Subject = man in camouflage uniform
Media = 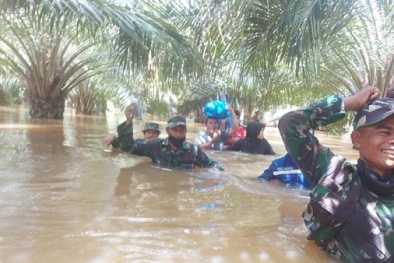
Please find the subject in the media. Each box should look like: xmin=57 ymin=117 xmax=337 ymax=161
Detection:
xmin=102 ymin=121 xmax=160 ymax=151
xmin=111 ymin=121 xmax=160 ymax=151
xmin=118 ymin=109 xmax=223 ymax=170
xmin=278 ymin=86 xmax=394 ymax=262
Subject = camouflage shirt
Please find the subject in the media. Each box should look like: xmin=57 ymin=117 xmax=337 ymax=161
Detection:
xmin=118 ymin=121 xmax=223 ymax=170
xmin=112 ymin=121 xmax=144 ymax=151
xmin=278 ymin=94 xmax=394 ymax=262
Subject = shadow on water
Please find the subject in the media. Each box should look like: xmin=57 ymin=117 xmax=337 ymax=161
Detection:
xmin=0 ymin=106 xmax=351 ymax=263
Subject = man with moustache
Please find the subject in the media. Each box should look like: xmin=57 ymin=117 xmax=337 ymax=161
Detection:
xmin=118 ymin=107 xmax=223 ymax=170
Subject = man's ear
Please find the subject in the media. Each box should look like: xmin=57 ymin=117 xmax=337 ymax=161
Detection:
xmin=351 ymin=131 xmax=361 ymax=149
xmin=166 ymin=127 xmax=170 ymax=134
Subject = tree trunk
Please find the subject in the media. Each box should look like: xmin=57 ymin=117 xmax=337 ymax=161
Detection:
xmin=28 ymin=92 xmax=66 ymax=119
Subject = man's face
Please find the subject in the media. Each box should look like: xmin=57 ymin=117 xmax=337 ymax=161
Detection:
xmin=206 ymin=118 xmax=218 ymax=133
xmin=166 ymin=126 xmax=187 ymax=138
xmin=352 ymin=114 xmax=394 ymax=178
xmin=143 ymin=130 xmax=160 ymax=140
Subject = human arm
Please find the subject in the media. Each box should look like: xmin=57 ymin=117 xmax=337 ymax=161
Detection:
xmin=226 ymin=104 xmax=239 ymax=137
xmin=117 ymin=105 xmax=153 ymax=156
xmin=257 ymin=160 xmax=278 ymax=181
xmin=277 ymin=87 xmax=379 ymax=187
xmin=101 ymin=134 xmax=120 ymax=148
xmin=262 ymin=139 xmax=276 ymax=155
xmin=343 ymin=86 xmax=380 ymax=111
xmin=224 ymin=138 xmax=242 ymax=151
xmin=195 ymin=131 xmax=221 ymax=150
xmin=219 ymin=118 xmax=227 ymax=131
xmin=193 ymin=145 xmax=224 ymax=170
xmin=113 ymin=105 xmax=134 ymax=151
xmin=278 ymin=95 xmax=344 ymax=187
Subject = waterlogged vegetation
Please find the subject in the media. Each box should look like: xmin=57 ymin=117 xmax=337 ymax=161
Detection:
xmin=0 ymin=0 xmax=393 ymax=131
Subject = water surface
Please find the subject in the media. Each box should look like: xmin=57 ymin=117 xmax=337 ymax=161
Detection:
xmin=0 ymin=106 xmax=358 ymax=263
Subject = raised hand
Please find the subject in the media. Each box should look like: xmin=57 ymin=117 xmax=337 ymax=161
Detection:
xmin=124 ymin=104 xmax=134 ymax=124
xmin=344 ymin=86 xmax=380 ymax=112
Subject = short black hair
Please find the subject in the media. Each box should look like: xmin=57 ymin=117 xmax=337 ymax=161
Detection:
xmin=205 ymin=117 xmax=218 ymax=124
xmin=234 ymin=109 xmax=240 ymax=117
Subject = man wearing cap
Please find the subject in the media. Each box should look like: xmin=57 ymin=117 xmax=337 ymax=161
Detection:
xmin=278 ymin=86 xmax=394 ymax=262
xmin=117 ymin=112 xmax=223 ymax=170
xmin=102 ymin=105 xmax=160 ymax=150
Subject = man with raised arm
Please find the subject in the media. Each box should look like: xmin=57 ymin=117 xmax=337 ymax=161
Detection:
xmin=278 ymin=86 xmax=394 ymax=262
xmin=118 ymin=105 xmax=223 ymax=170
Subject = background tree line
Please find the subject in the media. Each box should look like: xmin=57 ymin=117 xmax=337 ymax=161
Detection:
xmin=0 ymin=0 xmax=393 ymax=130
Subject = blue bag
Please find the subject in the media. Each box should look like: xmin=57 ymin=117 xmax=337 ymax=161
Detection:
xmin=204 ymin=100 xmax=228 ymax=119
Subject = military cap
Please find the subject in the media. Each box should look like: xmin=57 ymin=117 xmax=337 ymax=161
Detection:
xmin=167 ymin=115 xmax=187 ymax=128
xmin=142 ymin=122 xmax=160 ymax=133
xmin=353 ymin=98 xmax=394 ymax=130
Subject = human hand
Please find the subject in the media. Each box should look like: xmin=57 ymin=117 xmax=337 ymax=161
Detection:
xmin=102 ymin=135 xmax=115 ymax=146
xmin=212 ymin=130 xmax=221 ymax=141
xmin=124 ymin=105 xmax=133 ymax=123
xmin=344 ymin=86 xmax=380 ymax=112
xmin=361 ymin=85 xmax=380 ymax=102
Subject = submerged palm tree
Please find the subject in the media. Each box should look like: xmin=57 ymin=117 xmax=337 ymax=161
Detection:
xmin=0 ymin=0 xmax=202 ymax=119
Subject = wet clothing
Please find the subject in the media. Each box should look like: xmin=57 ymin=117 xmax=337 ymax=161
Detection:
xmin=114 ymin=121 xmax=144 ymax=151
xmin=195 ymin=128 xmax=231 ymax=151
xmin=224 ymin=125 xmax=245 ymax=146
xmin=225 ymin=122 xmax=276 ymax=155
xmin=118 ymin=121 xmax=223 ymax=170
xmin=110 ymin=121 xmax=130 ymax=149
xmin=279 ymin=94 xmax=394 ymax=262
xmin=111 ymin=136 xmax=121 ymax=149
xmin=114 ymin=121 xmax=157 ymax=150
xmin=111 ymin=136 xmax=143 ymax=150
xmin=257 ymin=153 xmax=310 ymax=189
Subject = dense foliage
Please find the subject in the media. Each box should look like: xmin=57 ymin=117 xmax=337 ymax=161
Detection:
xmin=0 ymin=0 xmax=393 ymax=129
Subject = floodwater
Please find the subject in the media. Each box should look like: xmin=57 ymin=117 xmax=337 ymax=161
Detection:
xmin=0 ymin=106 xmax=359 ymax=263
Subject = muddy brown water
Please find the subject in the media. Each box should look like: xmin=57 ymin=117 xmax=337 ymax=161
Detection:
xmin=0 ymin=106 xmax=358 ymax=263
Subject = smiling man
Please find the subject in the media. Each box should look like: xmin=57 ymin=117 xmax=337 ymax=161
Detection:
xmin=278 ymin=86 xmax=394 ymax=262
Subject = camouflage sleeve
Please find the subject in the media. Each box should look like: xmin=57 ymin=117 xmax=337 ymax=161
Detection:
xmin=117 ymin=121 xmax=134 ymax=152
xmin=278 ymin=95 xmax=345 ymax=187
xmin=111 ymin=136 xmax=120 ymax=148
xmin=126 ymin=139 xmax=158 ymax=159
xmin=117 ymin=121 xmax=155 ymax=158
xmin=194 ymin=145 xmax=224 ymax=170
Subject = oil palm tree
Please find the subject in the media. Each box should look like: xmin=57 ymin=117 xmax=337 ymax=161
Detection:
xmin=242 ymin=0 xmax=394 ymax=97
xmin=0 ymin=0 xmax=202 ymax=119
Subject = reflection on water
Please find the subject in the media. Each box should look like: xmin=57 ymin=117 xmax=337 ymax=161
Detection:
xmin=0 ymin=106 xmax=358 ymax=263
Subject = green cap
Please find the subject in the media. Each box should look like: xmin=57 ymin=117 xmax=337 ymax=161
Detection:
xmin=167 ymin=115 xmax=187 ymax=128
xmin=142 ymin=122 xmax=160 ymax=133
